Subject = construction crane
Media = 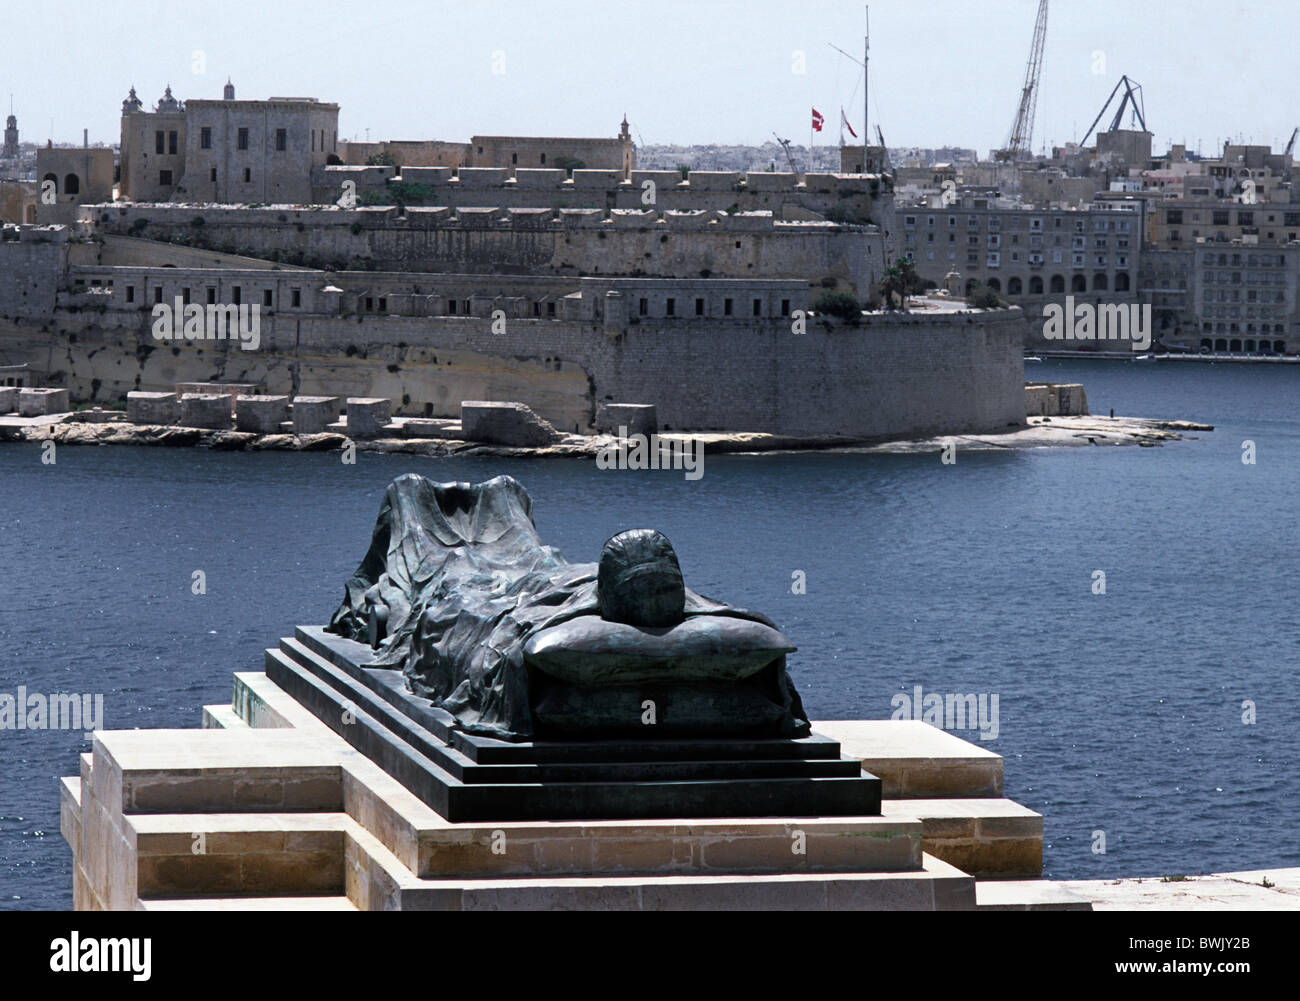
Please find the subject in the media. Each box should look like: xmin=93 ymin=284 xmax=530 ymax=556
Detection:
xmin=1080 ymin=75 xmax=1147 ymax=146
xmin=1284 ymin=127 xmax=1298 ymax=159
xmin=996 ymin=0 xmax=1049 ymax=162
xmin=772 ymin=132 xmax=799 ymax=174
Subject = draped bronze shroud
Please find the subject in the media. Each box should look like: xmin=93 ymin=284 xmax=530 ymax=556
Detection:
xmin=328 ymin=474 xmax=810 ymax=742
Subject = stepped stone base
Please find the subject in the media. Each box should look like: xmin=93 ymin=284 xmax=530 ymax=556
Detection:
xmin=61 ymin=669 xmax=1060 ymax=910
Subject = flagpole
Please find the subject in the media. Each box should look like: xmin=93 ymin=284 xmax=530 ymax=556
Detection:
xmin=864 ymin=5 xmax=870 ymax=148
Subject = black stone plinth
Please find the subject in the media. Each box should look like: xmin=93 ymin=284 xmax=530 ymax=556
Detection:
xmin=264 ymin=626 xmax=881 ymax=823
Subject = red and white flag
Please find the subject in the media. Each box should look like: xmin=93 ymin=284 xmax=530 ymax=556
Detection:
xmin=811 ymin=108 xmax=825 ymax=132
xmin=840 ymin=108 xmax=858 ymax=139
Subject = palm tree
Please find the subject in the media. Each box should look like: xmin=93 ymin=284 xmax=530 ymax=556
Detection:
xmin=877 ymin=257 xmax=920 ymax=312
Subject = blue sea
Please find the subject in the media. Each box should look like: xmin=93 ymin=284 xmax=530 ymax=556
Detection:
xmin=2 ymin=358 xmax=1298 ymax=908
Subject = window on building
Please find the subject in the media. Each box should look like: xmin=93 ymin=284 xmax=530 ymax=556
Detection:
xmin=1213 ymin=210 xmax=1230 ymax=226
xmin=546 ymin=301 xmax=555 ymax=316
xmin=237 ymin=128 xmax=249 ymax=150
xmin=695 ymin=298 xmax=704 ymax=316
xmin=210 ymin=168 xmax=217 ymax=182
xmin=159 ymin=169 xmax=172 ymax=186
xmin=723 ymin=298 xmax=733 ymax=316
xmin=276 ymin=129 xmax=287 ymax=152
xmin=182 ymin=287 xmax=191 ymax=305
xmin=263 ymin=289 xmax=273 ymax=307
xmin=780 ymin=299 xmax=790 ymax=316
xmin=365 ymin=296 xmax=374 ymax=312
xmin=753 ymin=299 xmax=762 ymax=317
xmin=207 ymin=287 xmax=216 ymax=305
xmin=168 ymin=131 xmax=178 ymax=155
xmin=666 ymin=298 xmax=675 ymax=316
xmin=378 ymin=297 xmax=387 ymax=312
xmin=232 ymin=286 xmax=242 ymax=305
xmin=639 ymin=297 xmax=648 ymax=316
xmin=126 ymin=286 xmax=135 ymax=303
xmin=448 ymin=299 xmax=457 ymax=314
xmin=243 ymin=167 xmax=251 ymax=183
xmin=200 ymin=127 xmax=212 ymax=149
xmin=155 ymin=130 xmax=165 ymax=154
xmin=291 ymin=288 xmax=301 ymax=308
xmin=154 ymin=286 xmax=163 ymax=305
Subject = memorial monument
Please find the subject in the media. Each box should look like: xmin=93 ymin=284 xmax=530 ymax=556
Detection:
xmin=267 ymin=473 xmax=880 ymax=820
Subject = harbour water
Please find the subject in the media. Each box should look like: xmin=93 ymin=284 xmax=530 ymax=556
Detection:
xmin=1 ymin=358 xmax=1298 ymax=908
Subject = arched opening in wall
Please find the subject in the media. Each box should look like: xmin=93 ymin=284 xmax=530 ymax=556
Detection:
xmin=1259 ymin=341 xmax=1273 ymax=354
xmin=1092 ymin=273 xmax=1108 ymax=291
xmin=64 ymin=173 xmax=80 ymax=195
xmin=42 ymin=172 xmax=58 ymax=195
xmin=1008 ymin=277 xmax=1023 ymax=295
xmin=1050 ymin=274 xmax=1065 ymax=293
xmin=1214 ymin=338 xmax=1227 ymax=351
xmin=986 ymin=278 xmax=1001 ymax=293
xmin=1230 ymin=339 xmax=1242 ymax=352
xmin=1275 ymin=340 xmax=1286 ymax=352
xmin=1071 ymin=275 xmax=1087 ymax=293
xmin=1200 ymin=339 xmax=1212 ymax=351
xmin=1115 ymin=272 xmax=1131 ymax=291
xmin=965 ymin=278 xmax=977 ymax=294
xmin=1245 ymin=340 xmax=1257 ymax=352
xmin=1030 ymin=276 xmax=1044 ymax=294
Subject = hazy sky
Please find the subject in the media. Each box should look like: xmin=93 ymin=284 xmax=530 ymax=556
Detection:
xmin=9 ymin=0 xmax=1296 ymax=156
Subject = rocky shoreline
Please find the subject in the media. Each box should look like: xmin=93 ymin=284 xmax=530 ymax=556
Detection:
xmin=0 ymin=412 xmax=1213 ymax=457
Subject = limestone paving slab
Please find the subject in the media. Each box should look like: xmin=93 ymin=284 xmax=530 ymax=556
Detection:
xmin=1060 ymin=870 xmax=1300 ymax=911
xmin=882 ymin=798 xmax=1042 ymax=878
xmin=815 ymin=720 xmax=1002 ymax=798
xmin=975 ymin=879 xmax=1093 ymax=911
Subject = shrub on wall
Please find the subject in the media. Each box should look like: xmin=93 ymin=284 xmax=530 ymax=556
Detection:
xmin=812 ymin=291 xmax=863 ymax=323
xmin=966 ymin=281 xmax=1008 ymax=309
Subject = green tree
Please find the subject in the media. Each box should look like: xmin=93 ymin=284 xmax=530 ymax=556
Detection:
xmin=813 ymin=290 xmax=863 ymax=323
xmin=965 ymin=281 xmax=1007 ymax=309
xmin=877 ymin=257 xmax=922 ymax=311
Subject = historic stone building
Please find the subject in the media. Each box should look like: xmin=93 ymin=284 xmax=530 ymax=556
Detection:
xmin=3 ymin=113 xmax=18 ymax=159
xmin=118 ymin=81 xmax=339 ymax=204
xmin=35 ymin=144 xmax=114 ymax=224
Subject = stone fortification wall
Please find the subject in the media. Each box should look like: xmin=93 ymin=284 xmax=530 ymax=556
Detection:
xmin=84 ymin=203 xmax=885 ymax=299
xmin=0 ymin=283 xmax=1024 ymax=439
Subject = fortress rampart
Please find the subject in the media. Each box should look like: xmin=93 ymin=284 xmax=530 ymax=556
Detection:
xmin=79 ymin=204 xmax=886 ymax=298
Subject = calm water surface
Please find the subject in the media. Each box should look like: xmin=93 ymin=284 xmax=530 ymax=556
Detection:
xmin=2 ymin=358 xmax=1298 ymax=907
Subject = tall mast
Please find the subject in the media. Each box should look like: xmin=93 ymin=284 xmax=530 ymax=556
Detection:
xmin=864 ymin=6 xmax=869 ymax=147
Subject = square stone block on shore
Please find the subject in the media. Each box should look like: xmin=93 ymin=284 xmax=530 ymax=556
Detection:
xmin=0 ymin=386 xmax=18 ymax=413
xmin=127 ymin=391 xmax=179 ymax=425
xmin=291 ymin=396 xmax=340 ymax=435
xmin=18 ymin=387 xmax=70 ymax=416
xmin=175 ymin=382 xmax=260 ymax=417
xmin=345 ymin=398 xmax=393 ymax=438
xmin=235 ymin=395 xmax=290 ymax=434
xmin=179 ymin=393 xmax=233 ymax=430
xmin=596 ymin=403 xmax=657 ymax=438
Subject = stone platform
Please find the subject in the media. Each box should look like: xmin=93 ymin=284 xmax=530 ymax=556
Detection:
xmin=265 ymin=627 xmax=880 ymax=822
xmin=60 ymin=672 xmax=1072 ymax=910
